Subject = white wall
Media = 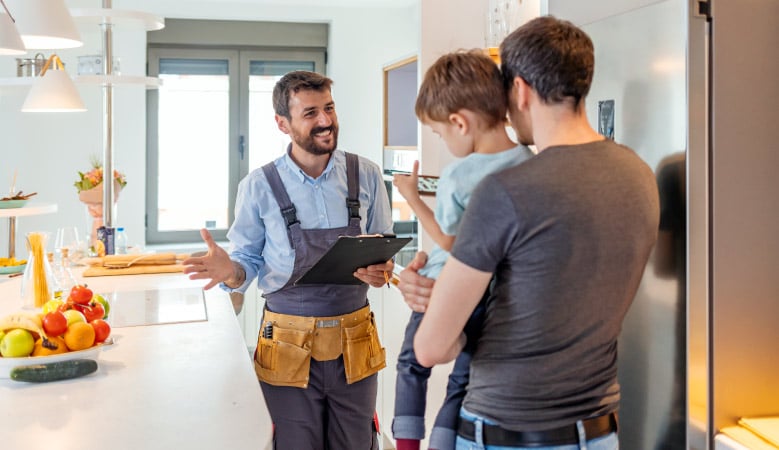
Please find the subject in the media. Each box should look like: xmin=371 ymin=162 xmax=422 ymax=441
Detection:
xmin=0 ymin=0 xmax=418 ymax=256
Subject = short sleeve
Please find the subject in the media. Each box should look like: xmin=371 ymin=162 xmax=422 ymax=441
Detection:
xmin=451 ymin=176 xmax=519 ymax=273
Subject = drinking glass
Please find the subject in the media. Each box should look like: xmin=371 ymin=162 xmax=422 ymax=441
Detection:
xmin=55 ymin=226 xmax=84 ymax=267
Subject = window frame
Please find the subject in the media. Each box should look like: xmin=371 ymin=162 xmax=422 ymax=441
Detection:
xmin=145 ymin=46 xmax=325 ymax=245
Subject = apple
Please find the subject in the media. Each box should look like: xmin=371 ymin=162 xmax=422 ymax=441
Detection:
xmin=42 ymin=311 xmax=68 ymax=337
xmin=90 ymin=319 xmax=111 ymax=343
xmin=92 ymin=294 xmax=110 ymax=319
xmin=68 ymin=285 xmax=93 ymax=306
xmin=63 ymin=309 xmax=86 ymax=327
xmin=80 ymin=302 xmax=105 ymax=323
xmin=0 ymin=329 xmax=35 ymax=357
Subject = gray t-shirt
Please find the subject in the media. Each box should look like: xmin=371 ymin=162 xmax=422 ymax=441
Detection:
xmin=420 ymin=145 xmax=534 ymax=279
xmin=451 ymin=139 xmax=659 ymax=431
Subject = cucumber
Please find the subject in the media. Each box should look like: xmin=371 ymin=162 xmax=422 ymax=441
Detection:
xmin=10 ymin=359 xmax=98 ymax=383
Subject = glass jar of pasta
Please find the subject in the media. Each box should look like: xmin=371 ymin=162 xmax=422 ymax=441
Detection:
xmin=20 ymin=232 xmax=56 ymax=310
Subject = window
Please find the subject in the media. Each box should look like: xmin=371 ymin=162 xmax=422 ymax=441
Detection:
xmin=146 ymin=21 xmax=326 ymax=244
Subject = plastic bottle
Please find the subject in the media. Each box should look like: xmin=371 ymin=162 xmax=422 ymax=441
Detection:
xmin=115 ymin=227 xmax=128 ymax=255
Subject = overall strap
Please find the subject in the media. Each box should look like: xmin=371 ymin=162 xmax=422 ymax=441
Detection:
xmin=345 ymin=152 xmax=361 ymax=220
xmin=262 ymin=162 xmax=298 ymax=247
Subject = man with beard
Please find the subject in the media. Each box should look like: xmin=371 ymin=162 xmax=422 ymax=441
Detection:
xmin=184 ymin=71 xmax=394 ymax=449
xmin=398 ymin=17 xmax=659 ymax=449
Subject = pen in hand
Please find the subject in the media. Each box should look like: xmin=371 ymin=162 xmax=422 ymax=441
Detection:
xmin=384 ymin=271 xmax=390 ymax=289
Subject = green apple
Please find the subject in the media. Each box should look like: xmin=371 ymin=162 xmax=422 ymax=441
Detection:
xmin=42 ymin=299 xmax=64 ymax=315
xmin=0 ymin=329 xmax=35 ymax=357
xmin=63 ymin=309 xmax=86 ymax=327
xmin=92 ymin=294 xmax=110 ymax=319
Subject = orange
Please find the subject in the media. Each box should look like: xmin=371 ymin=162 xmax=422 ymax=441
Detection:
xmin=64 ymin=322 xmax=96 ymax=351
xmin=32 ymin=337 xmax=68 ymax=356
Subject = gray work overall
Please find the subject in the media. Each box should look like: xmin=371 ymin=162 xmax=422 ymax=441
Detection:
xmin=258 ymin=153 xmax=379 ymax=450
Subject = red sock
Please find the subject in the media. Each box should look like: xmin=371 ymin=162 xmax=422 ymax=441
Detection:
xmin=395 ymin=438 xmax=420 ymax=450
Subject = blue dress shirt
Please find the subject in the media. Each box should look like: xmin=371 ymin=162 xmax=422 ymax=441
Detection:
xmin=225 ymin=150 xmax=393 ymax=294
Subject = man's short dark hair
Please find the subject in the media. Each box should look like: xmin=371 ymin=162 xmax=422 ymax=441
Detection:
xmin=500 ymin=16 xmax=594 ymax=108
xmin=273 ymin=71 xmax=334 ymax=119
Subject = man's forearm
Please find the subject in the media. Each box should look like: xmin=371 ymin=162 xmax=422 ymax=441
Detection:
xmin=224 ymin=261 xmax=246 ymax=289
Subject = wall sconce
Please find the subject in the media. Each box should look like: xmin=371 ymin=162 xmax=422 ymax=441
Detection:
xmin=22 ymin=54 xmax=86 ymax=112
xmin=0 ymin=0 xmax=25 ymax=54
xmin=6 ymin=0 xmax=82 ymax=49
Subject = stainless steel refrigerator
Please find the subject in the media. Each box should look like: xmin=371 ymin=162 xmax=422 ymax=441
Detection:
xmin=548 ymin=0 xmax=779 ymax=448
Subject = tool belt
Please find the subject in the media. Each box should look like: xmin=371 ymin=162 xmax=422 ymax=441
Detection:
xmin=253 ymin=305 xmax=386 ymax=388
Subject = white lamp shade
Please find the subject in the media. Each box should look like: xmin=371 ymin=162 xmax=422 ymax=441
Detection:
xmin=0 ymin=12 xmax=26 ymax=55
xmin=7 ymin=0 xmax=82 ymax=49
xmin=22 ymin=69 xmax=86 ymax=112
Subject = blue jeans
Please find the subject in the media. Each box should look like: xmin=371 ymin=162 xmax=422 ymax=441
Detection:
xmin=455 ymin=408 xmax=619 ymax=450
xmin=393 ymin=302 xmax=485 ymax=450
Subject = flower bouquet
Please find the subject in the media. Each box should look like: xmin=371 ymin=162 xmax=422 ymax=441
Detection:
xmin=75 ymin=156 xmax=127 ymax=204
xmin=74 ymin=157 xmax=127 ymax=252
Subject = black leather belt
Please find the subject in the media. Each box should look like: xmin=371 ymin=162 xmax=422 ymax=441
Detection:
xmin=457 ymin=412 xmax=618 ymax=447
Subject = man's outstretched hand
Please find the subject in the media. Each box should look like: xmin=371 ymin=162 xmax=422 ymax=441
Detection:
xmin=182 ymin=228 xmax=238 ymax=290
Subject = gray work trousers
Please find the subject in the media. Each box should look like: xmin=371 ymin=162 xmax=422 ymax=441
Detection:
xmin=261 ymin=356 xmax=379 ymax=450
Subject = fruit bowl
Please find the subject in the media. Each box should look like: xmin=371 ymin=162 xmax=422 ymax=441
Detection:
xmin=0 ymin=339 xmax=112 ymax=379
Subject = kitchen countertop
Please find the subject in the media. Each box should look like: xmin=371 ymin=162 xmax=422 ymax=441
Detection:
xmin=0 ymin=269 xmax=272 ymax=450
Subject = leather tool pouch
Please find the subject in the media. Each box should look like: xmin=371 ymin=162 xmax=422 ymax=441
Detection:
xmin=254 ymin=319 xmax=313 ymax=388
xmin=342 ymin=312 xmax=386 ymax=384
xmin=311 ymin=325 xmax=343 ymax=361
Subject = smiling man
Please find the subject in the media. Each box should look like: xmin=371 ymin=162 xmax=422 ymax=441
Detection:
xmin=184 ymin=71 xmax=394 ymax=449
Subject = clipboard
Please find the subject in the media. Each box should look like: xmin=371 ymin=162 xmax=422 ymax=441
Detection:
xmin=295 ymin=235 xmax=412 ymax=285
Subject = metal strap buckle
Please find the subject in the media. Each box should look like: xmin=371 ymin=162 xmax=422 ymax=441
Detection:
xmin=345 ymin=198 xmax=361 ymax=219
xmin=281 ymin=206 xmax=299 ymax=227
xmin=316 ymin=319 xmax=340 ymax=328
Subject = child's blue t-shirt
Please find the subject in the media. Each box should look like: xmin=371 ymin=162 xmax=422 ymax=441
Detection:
xmin=418 ymin=144 xmax=535 ymax=279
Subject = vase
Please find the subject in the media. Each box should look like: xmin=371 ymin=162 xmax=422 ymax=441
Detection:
xmin=78 ymin=180 xmax=122 ymax=251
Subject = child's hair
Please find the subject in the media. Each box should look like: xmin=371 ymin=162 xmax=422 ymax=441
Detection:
xmin=415 ymin=49 xmax=507 ymax=128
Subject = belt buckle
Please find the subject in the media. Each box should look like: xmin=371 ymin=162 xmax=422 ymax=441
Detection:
xmin=316 ymin=319 xmax=340 ymax=328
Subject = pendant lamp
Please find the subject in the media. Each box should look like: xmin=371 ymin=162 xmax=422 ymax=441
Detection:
xmin=6 ymin=0 xmax=82 ymax=49
xmin=22 ymin=54 xmax=86 ymax=112
xmin=0 ymin=0 xmax=25 ymax=54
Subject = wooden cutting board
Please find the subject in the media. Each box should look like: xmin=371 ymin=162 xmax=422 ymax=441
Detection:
xmin=82 ymin=264 xmax=185 ymax=277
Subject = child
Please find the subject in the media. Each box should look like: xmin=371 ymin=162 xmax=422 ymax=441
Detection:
xmin=391 ymin=50 xmax=534 ymax=450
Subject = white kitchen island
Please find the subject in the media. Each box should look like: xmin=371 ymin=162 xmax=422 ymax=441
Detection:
xmin=0 ymin=270 xmax=272 ymax=450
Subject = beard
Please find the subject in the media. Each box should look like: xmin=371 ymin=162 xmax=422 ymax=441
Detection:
xmin=291 ymin=124 xmax=339 ymax=156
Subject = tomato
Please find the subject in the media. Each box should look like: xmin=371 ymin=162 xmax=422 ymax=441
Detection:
xmin=90 ymin=319 xmax=111 ymax=343
xmin=42 ymin=311 xmax=68 ymax=337
xmin=68 ymin=284 xmax=93 ymax=305
xmin=80 ymin=302 xmax=105 ymax=323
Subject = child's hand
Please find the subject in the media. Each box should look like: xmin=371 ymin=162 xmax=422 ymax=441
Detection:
xmin=393 ymin=160 xmax=420 ymax=201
